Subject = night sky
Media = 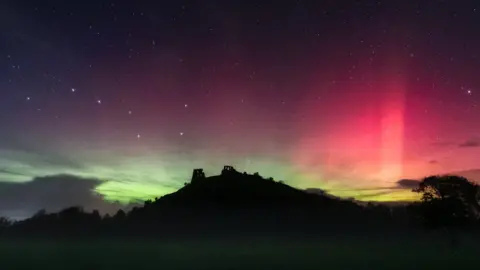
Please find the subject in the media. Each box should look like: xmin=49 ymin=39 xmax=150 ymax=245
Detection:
xmin=2 ymin=0 xmax=480 ymax=217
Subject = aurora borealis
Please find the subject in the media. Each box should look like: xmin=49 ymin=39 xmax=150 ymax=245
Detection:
xmin=2 ymin=1 xmax=480 ymax=217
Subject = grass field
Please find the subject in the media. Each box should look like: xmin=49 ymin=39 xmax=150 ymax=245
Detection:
xmin=0 ymin=234 xmax=477 ymax=269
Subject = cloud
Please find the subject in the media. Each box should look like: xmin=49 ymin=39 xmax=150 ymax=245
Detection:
xmin=354 ymin=191 xmax=397 ymax=200
xmin=428 ymin=160 xmax=439 ymax=164
xmin=0 ymin=174 xmax=138 ymax=220
xmin=459 ymin=139 xmax=480 ymax=148
xmin=396 ymin=179 xmax=420 ymax=189
xmin=304 ymin=188 xmax=327 ymax=195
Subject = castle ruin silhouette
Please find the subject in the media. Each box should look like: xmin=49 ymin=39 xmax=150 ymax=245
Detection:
xmin=191 ymin=168 xmax=205 ymax=183
xmin=190 ymin=166 xmax=241 ymax=183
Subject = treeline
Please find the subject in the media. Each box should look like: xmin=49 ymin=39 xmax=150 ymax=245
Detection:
xmin=0 ymin=202 xmax=415 ymax=239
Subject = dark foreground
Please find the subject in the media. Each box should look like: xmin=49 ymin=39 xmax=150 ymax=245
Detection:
xmin=0 ymin=233 xmax=477 ymax=270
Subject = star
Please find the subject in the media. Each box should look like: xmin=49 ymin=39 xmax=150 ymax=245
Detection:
xmin=128 ymin=110 xmax=132 ymax=115
xmin=96 ymin=99 xmax=102 ymax=104
xmin=467 ymin=89 xmax=472 ymax=95
xmin=184 ymin=104 xmax=188 ymax=108
xmin=71 ymin=88 xmax=76 ymax=93
xmin=180 ymin=132 xmax=184 ymax=136
xmin=136 ymin=134 xmax=141 ymax=139
xmin=26 ymin=96 xmax=31 ymax=101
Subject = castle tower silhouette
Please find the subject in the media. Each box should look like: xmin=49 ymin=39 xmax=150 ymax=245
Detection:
xmin=221 ymin=165 xmax=237 ymax=175
xmin=191 ymin=168 xmax=205 ymax=183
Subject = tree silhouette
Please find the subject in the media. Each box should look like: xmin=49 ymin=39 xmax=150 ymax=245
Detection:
xmin=113 ymin=209 xmax=126 ymax=221
xmin=413 ymin=175 xmax=480 ymax=248
xmin=0 ymin=217 xmax=11 ymax=235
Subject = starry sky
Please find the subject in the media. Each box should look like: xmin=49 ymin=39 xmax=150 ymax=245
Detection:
xmin=2 ymin=0 xmax=480 ymax=217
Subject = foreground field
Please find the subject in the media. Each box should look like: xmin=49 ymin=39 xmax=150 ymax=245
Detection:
xmin=0 ymin=234 xmax=477 ymax=269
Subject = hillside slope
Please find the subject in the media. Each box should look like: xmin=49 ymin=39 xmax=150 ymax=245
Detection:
xmin=124 ymin=167 xmax=381 ymax=236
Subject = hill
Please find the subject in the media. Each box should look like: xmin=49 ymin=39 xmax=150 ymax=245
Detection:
xmin=123 ymin=166 xmax=399 ymax=236
xmin=4 ymin=166 xmax=403 ymax=239
xmin=156 ymin=167 xmax=335 ymax=206
xmin=133 ymin=166 xmax=364 ymax=213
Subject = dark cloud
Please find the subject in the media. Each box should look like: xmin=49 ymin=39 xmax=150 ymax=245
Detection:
xmin=354 ymin=191 xmax=396 ymax=200
xmin=428 ymin=160 xmax=439 ymax=164
xmin=305 ymin=187 xmax=400 ymax=202
xmin=305 ymin=179 xmax=423 ymax=202
xmin=459 ymin=139 xmax=480 ymax=148
xmin=304 ymin=188 xmax=347 ymax=200
xmin=304 ymin=188 xmax=327 ymax=195
xmin=396 ymin=179 xmax=420 ymax=189
xmin=0 ymin=174 xmax=139 ymax=220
